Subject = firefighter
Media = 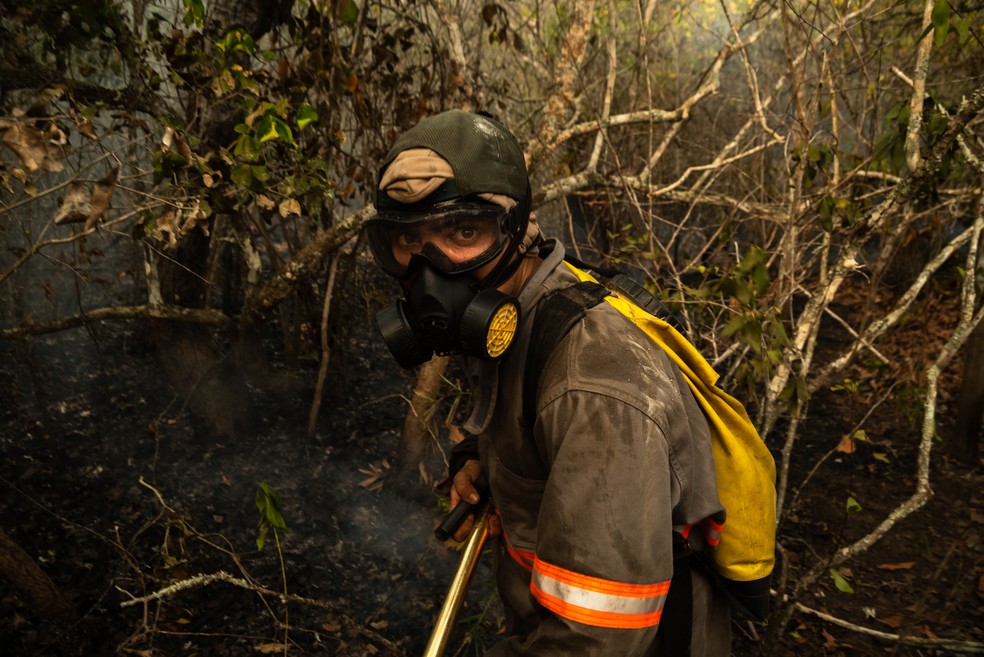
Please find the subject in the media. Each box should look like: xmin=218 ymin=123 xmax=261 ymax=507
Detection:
xmin=365 ymin=109 xmax=731 ymax=656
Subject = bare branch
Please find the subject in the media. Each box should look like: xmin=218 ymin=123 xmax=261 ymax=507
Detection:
xmin=0 ymin=304 xmax=232 ymax=340
xmin=794 ymin=603 xmax=984 ymax=653
xmin=905 ymin=0 xmax=935 ymax=172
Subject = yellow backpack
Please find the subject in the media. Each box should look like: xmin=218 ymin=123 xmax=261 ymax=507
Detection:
xmin=523 ymin=261 xmax=777 ymax=620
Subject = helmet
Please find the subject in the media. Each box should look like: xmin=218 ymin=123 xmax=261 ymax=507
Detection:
xmin=368 ymin=110 xmax=532 ymax=287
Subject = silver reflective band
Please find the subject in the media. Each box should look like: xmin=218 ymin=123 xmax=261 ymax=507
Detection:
xmin=531 ymin=571 xmax=666 ymax=616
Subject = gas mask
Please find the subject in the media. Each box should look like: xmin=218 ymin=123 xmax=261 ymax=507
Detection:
xmin=375 ymin=264 xmax=520 ymax=369
xmin=367 ymin=199 xmax=525 ymax=369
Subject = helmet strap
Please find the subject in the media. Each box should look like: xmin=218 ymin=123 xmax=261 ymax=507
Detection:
xmin=477 ymin=185 xmax=534 ymax=290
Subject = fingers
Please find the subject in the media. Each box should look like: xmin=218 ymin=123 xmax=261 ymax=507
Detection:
xmin=452 ymin=459 xmax=483 ymax=505
xmin=452 ymin=514 xmax=475 ymax=543
xmin=488 ymin=509 xmax=502 ymax=538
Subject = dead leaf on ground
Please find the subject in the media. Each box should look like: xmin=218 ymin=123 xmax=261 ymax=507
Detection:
xmin=877 ymin=614 xmax=903 ymax=629
xmin=835 ymin=434 xmax=856 ymax=454
xmin=821 ymin=628 xmax=839 ymax=649
xmin=877 ymin=562 xmax=915 ymax=571
xmin=358 ymin=460 xmax=390 ymax=492
xmin=254 ymin=643 xmax=285 ymax=654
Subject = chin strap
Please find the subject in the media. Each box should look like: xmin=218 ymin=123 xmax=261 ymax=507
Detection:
xmin=478 ymin=186 xmax=541 ymax=290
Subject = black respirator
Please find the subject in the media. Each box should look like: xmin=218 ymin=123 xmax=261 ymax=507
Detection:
xmin=375 ymin=263 xmax=521 ymax=369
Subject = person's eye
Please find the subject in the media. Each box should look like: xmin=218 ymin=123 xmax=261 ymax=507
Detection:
xmin=394 ymin=231 xmax=419 ymax=248
xmin=457 ymin=226 xmax=477 ymax=240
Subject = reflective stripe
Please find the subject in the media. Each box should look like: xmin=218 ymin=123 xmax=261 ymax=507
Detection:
xmin=699 ymin=517 xmax=723 ymax=546
xmin=531 ymin=556 xmax=669 ymax=629
xmin=504 ymin=536 xmax=535 ymax=572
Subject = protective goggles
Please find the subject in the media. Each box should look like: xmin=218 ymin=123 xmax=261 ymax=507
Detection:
xmin=366 ymin=201 xmax=511 ymax=279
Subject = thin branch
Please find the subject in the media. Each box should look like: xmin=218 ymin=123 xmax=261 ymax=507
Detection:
xmin=0 ymin=304 xmax=232 ymax=339
xmin=307 ymin=255 xmax=340 ymax=439
xmin=794 ymin=603 xmax=984 ymax=653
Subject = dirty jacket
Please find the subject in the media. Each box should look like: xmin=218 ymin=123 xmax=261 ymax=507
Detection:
xmin=463 ymin=241 xmax=730 ymax=657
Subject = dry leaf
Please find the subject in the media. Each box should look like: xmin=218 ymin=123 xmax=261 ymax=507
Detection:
xmin=0 ymin=118 xmax=66 ymax=172
xmin=877 ymin=614 xmax=903 ymax=629
xmin=254 ymin=643 xmax=285 ymax=654
xmin=835 ymin=434 xmax=856 ymax=454
xmin=877 ymin=562 xmax=915 ymax=571
xmin=84 ymin=166 xmax=119 ymax=231
xmin=54 ymin=182 xmax=92 ymax=225
xmin=821 ymin=628 xmax=839 ymax=649
xmin=162 ymin=126 xmax=193 ymax=163
xmin=369 ymin=620 xmax=388 ymax=630
xmin=278 ymin=198 xmax=301 ymax=218
xmin=257 ymin=194 xmax=276 ymax=210
xmin=321 ymin=619 xmax=342 ymax=633
xmin=70 ymin=109 xmax=97 ymax=140
xmin=357 ymin=460 xmax=390 ymax=492
xmin=153 ymin=208 xmax=183 ymax=248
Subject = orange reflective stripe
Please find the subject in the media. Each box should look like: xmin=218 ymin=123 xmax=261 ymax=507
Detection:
xmin=504 ymin=536 xmax=535 ymax=572
xmin=699 ymin=517 xmax=723 ymax=546
xmin=531 ymin=556 xmax=669 ymax=629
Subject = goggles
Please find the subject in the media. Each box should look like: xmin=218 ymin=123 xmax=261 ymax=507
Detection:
xmin=366 ymin=200 xmax=511 ymax=279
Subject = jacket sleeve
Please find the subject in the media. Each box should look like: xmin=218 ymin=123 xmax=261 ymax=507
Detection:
xmin=487 ymin=388 xmax=678 ymax=657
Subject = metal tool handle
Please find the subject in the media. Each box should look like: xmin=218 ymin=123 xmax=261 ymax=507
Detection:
xmin=422 ymin=503 xmax=490 ymax=657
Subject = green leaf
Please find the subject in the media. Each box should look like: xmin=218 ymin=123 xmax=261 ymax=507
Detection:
xmin=846 ymin=496 xmax=863 ymax=514
xmin=340 ymin=0 xmax=359 ymax=26
xmin=721 ymin=315 xmax=746 ymax=339
xmin=251 ymin=165 xmax=269 ymax=183
xmin=829 ymin=568 xmax=855 ymax=594
xmin=932 ymin=0 xmax=950 ymax=46
xmin=230 ymin=164 xmax=254 ymax=188
xmin=257 ymin=115 xmax=279 ymax=143
xmin=182 ymin=0 xmax=204 ymax=27
xmin=234 ymin=134 xmax=261 ymax=163
xmin=256 ymin=116 xmax=296 ymax=147
xmin=296 ymin=104 xmax=319 ymax=130
xmin=255 ymin=482 xmax=289 ymax=551
xmin=873 ymin=452 xmax=891 ymax=463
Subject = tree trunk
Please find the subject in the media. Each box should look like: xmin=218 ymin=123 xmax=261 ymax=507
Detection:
xmin=397 ymin=356 xmax=449 ymax=483
xmin=953 ymin=317 xmax=983 ymax=460
xmin=0 ymin=529 xmax=77 ymax=621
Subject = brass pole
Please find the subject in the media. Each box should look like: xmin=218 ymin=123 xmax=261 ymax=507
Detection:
xmin=422 ymin=505 xmax=490 ymax=657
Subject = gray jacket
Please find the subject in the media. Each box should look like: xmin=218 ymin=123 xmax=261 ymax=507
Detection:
xmin=464 ymin=241 xmax=731 ymax=657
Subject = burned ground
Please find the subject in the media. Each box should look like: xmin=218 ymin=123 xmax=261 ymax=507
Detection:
xmin=0 ymin=275 xmax=982 ymax=657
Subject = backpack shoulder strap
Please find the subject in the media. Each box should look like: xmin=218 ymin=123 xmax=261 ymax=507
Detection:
xmin=606 ymin=273 xmax=688 ymax=336
xmin=522 ymin=281 xmax=610 ymax=438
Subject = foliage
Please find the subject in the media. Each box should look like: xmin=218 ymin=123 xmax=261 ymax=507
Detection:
xmin=255 ymin=481 xmax=288 ymax=551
